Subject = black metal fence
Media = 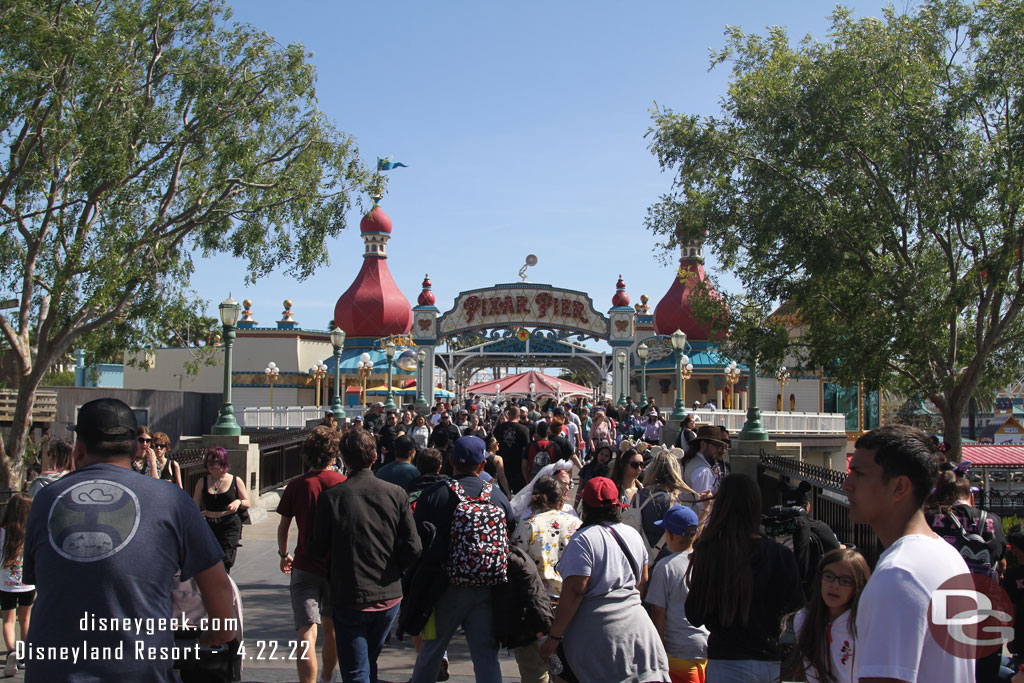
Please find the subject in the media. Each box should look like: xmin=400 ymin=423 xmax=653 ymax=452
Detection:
xmin=172 ymin=427 xmax=312 ymax=498
xmin=256 ymin=427 xmax=313 ymax=493
xmin=758 ymin=453 xmax=884 ymax=568
xmin=975 ymin=489 xmax=1024 ymax=519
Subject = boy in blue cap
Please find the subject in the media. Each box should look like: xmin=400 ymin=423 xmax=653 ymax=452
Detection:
xmin=645 ymin=505 xmax=709 ymax=683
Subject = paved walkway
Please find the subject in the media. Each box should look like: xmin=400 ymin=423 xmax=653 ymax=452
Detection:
xmin=232 ymin=496 xmax=523 ymax=683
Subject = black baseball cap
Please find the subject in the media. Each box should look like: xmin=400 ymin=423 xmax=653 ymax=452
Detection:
xmin=70 ymin=398 xmax=137 ymax=443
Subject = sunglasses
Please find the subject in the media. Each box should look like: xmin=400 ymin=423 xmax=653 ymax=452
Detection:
xmin=821 ymin=570 xmax=855 ymax=588
xmin=628 ymin=461 xmax=644 ymax=469
xmin=154 ymin=444 xmax=168 ymax=450
xmin=137 ymin=438 xmax=152 ymax=444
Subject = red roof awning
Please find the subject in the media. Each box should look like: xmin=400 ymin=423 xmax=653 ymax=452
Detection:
xmin=962 ymin=444 xmax=1024 ymax=467
xmin=466 ymin=370 xmax=592 ymax=397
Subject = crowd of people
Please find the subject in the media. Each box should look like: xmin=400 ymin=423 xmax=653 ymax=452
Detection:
xmin=5 ymin=393 xmax=1023 ymax=683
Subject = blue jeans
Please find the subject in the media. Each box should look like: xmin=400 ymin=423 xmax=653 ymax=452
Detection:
xmin=706 ymin=659 xmax=780 ymax=683
xmin=332 ymin=604 xmax=400 ymax=683
xmin=410 ymin=584 xmax=502 ymax=683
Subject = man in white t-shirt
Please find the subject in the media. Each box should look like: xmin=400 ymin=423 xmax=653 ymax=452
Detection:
xmin=842 ymin=425 xmax=973 ymax=683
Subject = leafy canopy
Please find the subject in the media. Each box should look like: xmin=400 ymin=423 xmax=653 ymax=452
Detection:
xmin=646 ymin=0 xmax=1024 ymax=448
xmin=0 ymin=0 xmax=371 ymax=461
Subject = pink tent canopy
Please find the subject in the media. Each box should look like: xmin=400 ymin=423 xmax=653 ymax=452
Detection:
xmin=466 ymin=370 xmax=591 ymax=398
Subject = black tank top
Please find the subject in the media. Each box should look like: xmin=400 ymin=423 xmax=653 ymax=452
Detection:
xmin=202 ymin=476 xmax=238 ymax=513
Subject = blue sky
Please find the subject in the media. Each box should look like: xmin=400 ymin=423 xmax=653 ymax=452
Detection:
xmin=197 ymin=0 xmax=901 ymax=343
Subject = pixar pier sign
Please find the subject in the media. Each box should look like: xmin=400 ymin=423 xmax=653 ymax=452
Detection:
xmin=437 ymin=284 xmax=610 ymax=339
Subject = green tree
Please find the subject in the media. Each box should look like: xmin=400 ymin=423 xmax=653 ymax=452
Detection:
xmin=646 ymin=0 xmax=1024 ymax=457
xmin=0 ymin=0 xmax=371 ymax=476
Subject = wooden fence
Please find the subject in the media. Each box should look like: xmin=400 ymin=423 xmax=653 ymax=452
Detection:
xmin=0 ymin=390 xmax=57 ymax=424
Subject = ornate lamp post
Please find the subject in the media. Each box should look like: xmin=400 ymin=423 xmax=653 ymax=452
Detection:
xmin=776 ymin=365 xmax=791 ymax=411
xmin=211 ymin=295 xmax=242 ymax=435
xmin=637 ymin=342 xmax=649 ymax=407
xmin=358 ymin=353 xmax=373 ymax=408
xmin=681 ymin=357 xmax=694 ymax=406
xmin=615 ymin=350 xmax=628 ymax=406
xmin=329 ymin=327 xmax=346 ymax=417
xmin=495 ymin=383 xmax=501 ymax=406
xmin=264 ymin=362 xmax=280 ymax=408
xmin=415 ymin=348 xmax=427 ymax=406
xmin=384 ymin=341 xmax=397 ymax=411
xmin=309 ymin=362 xmax=328 ymax=409
xmin=670 ymin=330 xmax=689 ymax=420
xmin=739 ymin=356 xmax=768 ymax=441
xmin=724 ymin=360 xmax=741 ymax=410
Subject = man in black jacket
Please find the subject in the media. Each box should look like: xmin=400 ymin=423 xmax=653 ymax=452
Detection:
xmin=778 ymin=481 xmax=841 ymax=598
xmin=310 ymin=429 xmax=421 ymax=683
xmin=428 ymin=411 xmax=461 ymax=457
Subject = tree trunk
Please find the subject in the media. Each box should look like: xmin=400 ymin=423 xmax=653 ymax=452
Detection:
xmin=968 ymin=397 xmax=977 ymax=441
xmin=3 ymin=378 xmax=38 ymax=489
xmin=936 ymin=396 xmax=966 ymax=463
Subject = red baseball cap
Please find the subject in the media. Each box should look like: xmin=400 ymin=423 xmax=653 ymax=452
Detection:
xmin=581 ymin=477 xmax=625 ymax=509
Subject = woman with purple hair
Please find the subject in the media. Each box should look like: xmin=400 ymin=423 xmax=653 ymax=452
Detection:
xmin=192 ymin=447 xmax=251 ymax=573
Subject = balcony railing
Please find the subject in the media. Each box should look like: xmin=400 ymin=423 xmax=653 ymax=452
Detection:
xmin=240 ymin=405 xmax=364 ymax=429
xmin=689 ymin=409 xmax=846 ymax=434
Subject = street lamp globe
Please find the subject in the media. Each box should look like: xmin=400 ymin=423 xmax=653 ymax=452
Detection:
xmin=219 ymin=295 xmax=241 ymax=327
xmin=330 ymin=327 xmax=346 ymax=349
xmin=637 ymin=343 xmax=649 ymax=360
xmin=670 ymin=329 xmax=687 ymax=351
xmin=396 ymin=348 xmax=418 ymax=371
xmin=385 ymin=342 xmax=396 ymax=360
xmin=360 ymin=352 xmax=372 ymax=365
xmin=417 ymin=348 xmax=427 ymax=363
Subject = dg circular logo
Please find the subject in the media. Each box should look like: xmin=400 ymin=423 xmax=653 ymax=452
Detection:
xmin=47 ymin=479 xmax=141 ymax=562
xmin=928 ymin=573 xmax=1014 ymax=659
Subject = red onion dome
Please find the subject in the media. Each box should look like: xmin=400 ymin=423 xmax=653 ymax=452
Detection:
xmin=334 ymin=259 xmax=412 ymax=337
xmin=611 ymin=274 xmax=630 ymax=307
xmin=360 ymin=205 xmax=393 ymax=234
xmin=653 ymin=261 xmax=715 ymax=339
xmin=417 ymin=274 xmax=436 ymax=306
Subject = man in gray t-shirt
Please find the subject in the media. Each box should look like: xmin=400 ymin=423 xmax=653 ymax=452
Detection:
xmin=25 ymin=398 xmax=233 ymax=682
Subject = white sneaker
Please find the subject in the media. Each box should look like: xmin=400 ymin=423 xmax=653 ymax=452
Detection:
xmin=4 ymin=652 xmax=16 ymax=677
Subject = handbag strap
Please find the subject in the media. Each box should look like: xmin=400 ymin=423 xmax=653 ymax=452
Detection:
xmin=604 ymin=525 xmax=641 ymax=584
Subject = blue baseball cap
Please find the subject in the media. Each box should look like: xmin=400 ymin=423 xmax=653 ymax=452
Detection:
xmin=655 ymin=505 xmax=699 ymax=534
xmin=451 ymin=435 xmax=487 ymax=466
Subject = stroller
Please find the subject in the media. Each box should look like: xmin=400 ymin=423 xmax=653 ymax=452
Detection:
xmin=171 ymin=572 xmax=245 ymax=683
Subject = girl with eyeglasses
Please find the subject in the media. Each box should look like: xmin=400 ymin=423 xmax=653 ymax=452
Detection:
xmin=788 ymin=548 xmax=870 ymax=683
xmin=610 ymin=448 xmax=645 ymax=506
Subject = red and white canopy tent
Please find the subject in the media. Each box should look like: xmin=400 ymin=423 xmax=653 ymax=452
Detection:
xmin=467 ymin=370 xmax=591 ymax=399
xmin=962 ymin=444 xmax=1024 ymax=467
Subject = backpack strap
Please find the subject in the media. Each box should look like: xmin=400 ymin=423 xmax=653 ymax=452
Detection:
xmin=447 ymin=478 xmax=467 ymax=502
xmin=604 ymin=525 xmax=641 ymax=585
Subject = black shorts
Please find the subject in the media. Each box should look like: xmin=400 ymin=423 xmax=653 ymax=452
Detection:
xmin=0 ymin=589 xmax=34 ymax=611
